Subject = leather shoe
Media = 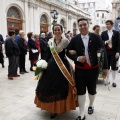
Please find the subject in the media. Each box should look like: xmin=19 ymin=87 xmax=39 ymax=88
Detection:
xmin=2 ymin=64 xmax=4 ymax=68
xmin=20 ymin=72 xmax=24 ymax=74
xmin=88 ymin=106 xmax=94 ymax=114
xmin=50 ymin=113 xmax=57 ymax=119
xmin=13 ymin=74 xmax=20 ymax=77
xmin=76 ymin=116 xmax=85 ymax=120
xmin=23 ymin=71 xmax=29 ymax=73
xmin=112 ymin=82 xmax=117 ymax=87
xmin=8 ymin=76 xmax=13 ymax=80
xmin=30 ymin=68 xmax=33 ymax=71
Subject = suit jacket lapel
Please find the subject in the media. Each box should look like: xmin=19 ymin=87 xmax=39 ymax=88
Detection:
xmin=78 ymin=34 xmax=85 ymax=48
xmin=111 ymin=30 xmax=115 ymax=40
xmin=88 ymin=32 xmax=93 ymax=48
xmin=106 ymin=30 xmax=109 ymax=40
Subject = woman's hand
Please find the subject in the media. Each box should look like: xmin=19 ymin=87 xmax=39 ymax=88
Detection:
xmin=69 ymin=50 xmax=77 ymax=55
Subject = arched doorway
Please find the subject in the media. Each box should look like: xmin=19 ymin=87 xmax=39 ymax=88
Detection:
xmin=73 ymin=22 xmax=77 ymax=35
xmin=7 ymin=6 xmax=22 ymax=35
xmin=60 ymin=19 xmax=66 ymax=33
xmin=40 ymin=14 xmax=48 ymax=33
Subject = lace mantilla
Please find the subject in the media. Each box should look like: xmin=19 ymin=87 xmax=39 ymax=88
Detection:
xmin=48 ymin=37 xmax=69 ymax=53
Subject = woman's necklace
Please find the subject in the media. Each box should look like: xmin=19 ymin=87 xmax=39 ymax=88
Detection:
xmin=54 ymin=37 xmax=62 ymax=46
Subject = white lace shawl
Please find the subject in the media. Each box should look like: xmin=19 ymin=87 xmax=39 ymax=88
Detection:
xmin=48 ymin=37 xmax=69 ymax=53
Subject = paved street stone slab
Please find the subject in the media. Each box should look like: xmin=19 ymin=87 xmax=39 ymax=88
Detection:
xmin=0 ymin=55 xmax=120 ymax=120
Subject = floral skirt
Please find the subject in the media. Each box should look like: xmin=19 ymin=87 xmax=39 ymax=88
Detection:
xmin=34 ymin=84 xmax=78 ymax=114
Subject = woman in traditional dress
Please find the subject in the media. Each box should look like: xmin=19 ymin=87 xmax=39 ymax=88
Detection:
xmin=34 ymin=24 xmax=76 ymax=119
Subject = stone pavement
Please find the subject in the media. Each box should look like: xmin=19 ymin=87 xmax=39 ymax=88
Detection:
xmin=0 ymin=55 xmax=120 ymax=120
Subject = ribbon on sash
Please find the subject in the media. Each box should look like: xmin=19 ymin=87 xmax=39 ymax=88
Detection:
xmin=49 ymin=38 xmax=77 ymax=96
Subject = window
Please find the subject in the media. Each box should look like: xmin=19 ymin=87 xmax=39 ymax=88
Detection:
xmin=97 ymin=13 xmax=99 ymax=17
xmin=75 ymin=1 xmax=77 ymax=5
xmin=40 ymin=15 xmax=47 ymax=23
xmin=102 ymin=13 xmax=104 ymax=18
xmin=60 ymin=19 xmax=65 ymax=27
xmin=90 ymin=2 xmax=93 ymax=7
xmin=7 ymin=7 xmax=21 ymax=19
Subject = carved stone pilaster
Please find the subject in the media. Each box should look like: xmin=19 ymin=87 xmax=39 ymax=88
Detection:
xmin=68 ymin=15 xmax=72 ymax=19
xmin=28 ymin=2 xmax=38 ymax=9
xmin=34 ymin=4 xmax=38 ymax=9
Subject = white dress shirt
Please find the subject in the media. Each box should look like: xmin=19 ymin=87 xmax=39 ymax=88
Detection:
xmin=107 ymin=29 xmax=113 ymax=48
xmin=81 ymin=34 xmax=91 ymax=65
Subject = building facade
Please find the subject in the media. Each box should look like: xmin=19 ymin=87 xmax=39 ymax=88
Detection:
xmin=78 ymin=0 xmax=96 ymax=25
xmin=95 ymin=9 xmax=112 ymax=32
xmin=112 ymin=0 xmax=120 ymax=21
xmin=78 ymin=0 xmax=112 ymax=32
xmin=0 ymin=0 xmax=90 ymax=38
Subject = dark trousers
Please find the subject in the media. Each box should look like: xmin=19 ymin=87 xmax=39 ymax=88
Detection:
xmin=0 ymin=51 xmax=4 ymax=64
xmin=75 ymin=67 xmax=99 ymax=95
xmin=107 ymin=50 xmax=117 ymax=70
xmin=19 ymin=54 xmax=26 ymax=72
xmin=8 ymin=55 xmax=19 ymax=76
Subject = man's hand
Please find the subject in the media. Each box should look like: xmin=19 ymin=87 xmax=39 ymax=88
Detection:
xmin=106 ymin=40 xmax=111 ymax=44
xmin=77 ymin=56 xmax=86 ymax=63
xmin=102 ymin=69 xmax=108 ymax=78
xmin=115 ymin=53 xmax=119 ymax=59
xmin=69 ymin=50 xmax=77 ymax=55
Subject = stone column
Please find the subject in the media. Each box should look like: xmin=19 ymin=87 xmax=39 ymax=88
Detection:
xmin=33 ymin=4 xmax=39 ymax=34
xmin=28 ymin=2 xmax=34 ymax=32
xmin=112 ymin=2 xmax=117 ymax=21
xmin=0 ymin=0 xmax=7 ymax=38
xmin=24 ymin=1 xmax=29 ymax=35
xmin=68 ymin=15 xmax=72 ymax=32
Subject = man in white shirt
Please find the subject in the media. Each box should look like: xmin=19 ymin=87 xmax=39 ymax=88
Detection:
xmin=66 ymin=18 xmax=108 ymax=120
xmin=101 ymin=20 xmax=120 ymax=87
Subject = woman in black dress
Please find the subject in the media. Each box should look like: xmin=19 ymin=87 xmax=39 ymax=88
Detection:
xmin=34 ymin=24 xmax=76 ymax=118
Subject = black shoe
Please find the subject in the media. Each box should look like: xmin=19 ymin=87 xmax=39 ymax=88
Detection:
xmin=30 ymin=68 xmax=33 ymax=71
xmin=76 ymin=116 xmax=85 ymax=120
xmin=50 ymin=113 xmax=57 ymax=119
xmin=88 ymin=106 xmax=94 ymax=114
xmin=2 ymin=64 xmax=4 ymax=68
xmin=20 ymin=72 xmax=24 ymax=74
xmin=118 ymin=70 xmax=120 ymax=73
xmin=112 ymin=82 xmax=117 ymax=87
xmin=23 ymin=71 xmax=29 ymax=73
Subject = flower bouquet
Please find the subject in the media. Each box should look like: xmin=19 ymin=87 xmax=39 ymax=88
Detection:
xmin=33 ymin=59 xmax=48 ymax=80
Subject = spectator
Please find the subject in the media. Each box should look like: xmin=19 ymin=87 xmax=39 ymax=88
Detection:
xmin=93 ymin=25 xmax=100 ymax=34
xmin=17 ymin=30 xmax=29 ymax=74
xmin=27 ymin=32 xmax=38 ymax=71
xmin=46 ymin=32 xmax=53 ymax=41
xmin=34 ymin=34 xmax=40 ymax=60
xmin=40 ymin=33 xmax=49 ymax=61
xmin=5 ymin=30 xmax=20 ymax=80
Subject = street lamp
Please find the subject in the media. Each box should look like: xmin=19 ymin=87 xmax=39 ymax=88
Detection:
xmin=50 ymin=9 xmax=58 ymax=25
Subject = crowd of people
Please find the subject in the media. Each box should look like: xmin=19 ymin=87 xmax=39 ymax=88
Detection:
xmin=0 ymin=18 xmax=120 ymax=120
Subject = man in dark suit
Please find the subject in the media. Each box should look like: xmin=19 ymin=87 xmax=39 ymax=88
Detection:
xmin=5 ymin=30 xmax=20 ymax=80
xmin=17 ymin=30 xmax=29 ymax=74
xmin=66 ymin=18 xmax=108 ymax=120
xmin=101 ymin=20 xmax=120 ymax=87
